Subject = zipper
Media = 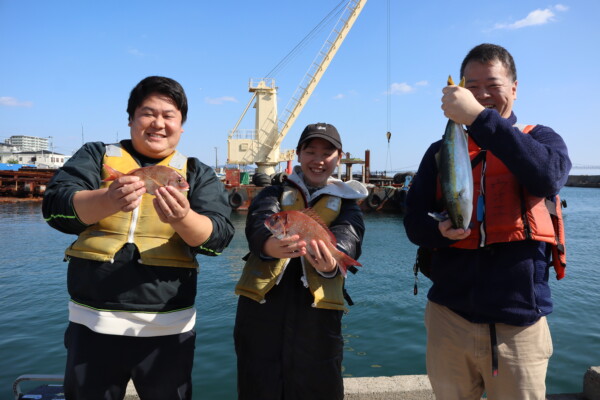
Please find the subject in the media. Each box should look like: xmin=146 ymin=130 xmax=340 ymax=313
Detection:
xmin=478 ymin=154 xmax=487 ymax=247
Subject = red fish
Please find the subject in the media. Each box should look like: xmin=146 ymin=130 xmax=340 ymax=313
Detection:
xmin=102 ymin=164 xmax=189 ymax=195
xmin=264 ymin=209 xmax=362 ymax=277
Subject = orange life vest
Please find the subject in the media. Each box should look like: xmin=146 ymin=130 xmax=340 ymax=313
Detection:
xmin=441 ymin=125 xmax=566 ymax=279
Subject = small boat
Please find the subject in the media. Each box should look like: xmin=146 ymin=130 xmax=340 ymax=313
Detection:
xmin=12 ymin=374 xmax=64 ymax=400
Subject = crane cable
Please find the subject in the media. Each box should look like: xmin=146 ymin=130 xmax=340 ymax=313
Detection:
xmin=385 ymin=0 xmax=393 ymax=173
xmin=264 ymin=0 xmax=347 ymax=78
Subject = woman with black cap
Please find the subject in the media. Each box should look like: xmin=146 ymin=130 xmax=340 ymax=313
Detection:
xmin=234 ymin=122 xmax=368 ymax=399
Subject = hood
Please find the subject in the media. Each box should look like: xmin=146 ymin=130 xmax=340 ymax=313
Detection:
xmin=288 ymin=165 xmax=368 ymax=202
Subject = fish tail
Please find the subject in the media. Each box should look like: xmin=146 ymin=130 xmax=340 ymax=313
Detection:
xmin=102 ymin=164 xmax=123 ymax=182
xmin=447 ymin=75 xmax=466 ymax=87
xmin=337 ymin=253 xmax=362 ymax=277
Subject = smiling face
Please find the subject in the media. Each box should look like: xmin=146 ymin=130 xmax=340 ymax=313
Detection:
xmin=129 ymin=93 xmax=184 ymax=159
xmin=297 ymin=138 xmax=341 ymax=187
xmin=463 ymin=60 xmax=517 ymax=119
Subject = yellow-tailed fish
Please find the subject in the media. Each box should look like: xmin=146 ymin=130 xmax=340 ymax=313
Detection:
xmin=431 ymin=76 xmax=474 ymax=230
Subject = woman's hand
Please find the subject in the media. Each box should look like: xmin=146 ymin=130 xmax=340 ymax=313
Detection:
xmin=263 ymin=235 xmax=307 ymax=259
xmin=307 ymin=239 xmax=337 ymax=274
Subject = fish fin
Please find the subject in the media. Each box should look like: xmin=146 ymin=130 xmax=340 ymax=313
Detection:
xmin=458 ymin=76 xmax=465 ymax=87
xmin=300 ymin=208 xmax=337 ymax=245
xmin=337 ymin=252 xmax=362 ymax=278
xmin=134 ymin=167 xmax=164 ymax=193
xmin=102 ymin=164 xmax=123 ymax=182
xmin=428 ymin=211 xmax=449 ymax=222
xmin=282 ymin=212 xmax=289 ymax=237
xmin=146 ymin=175 xmax=164 ymax=189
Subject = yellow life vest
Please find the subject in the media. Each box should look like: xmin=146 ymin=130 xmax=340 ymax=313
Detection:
xmin=65 ymin=144 xmax=198 ymax=268
xmin=235 ymin=186 xmax=349 ymax=311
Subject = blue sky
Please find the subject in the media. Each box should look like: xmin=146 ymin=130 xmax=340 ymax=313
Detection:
xmin=1 ymin=0 xmax=598 ymax=174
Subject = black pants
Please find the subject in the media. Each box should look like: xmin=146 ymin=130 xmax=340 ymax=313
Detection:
xmin=63 ymin=322 xmax=195 ymax=400
xmin=234 ymin=261 xmax=344 ymax=400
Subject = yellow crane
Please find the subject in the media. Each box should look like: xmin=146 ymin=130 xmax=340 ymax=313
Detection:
xmin=227 ymin=0 xmax=367 ymax=176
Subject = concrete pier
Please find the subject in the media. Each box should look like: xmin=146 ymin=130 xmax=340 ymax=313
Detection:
xmin=343 ymin=368 xmax=600 ymax=399
xmin=566 ymin=175 xmax=600 ymax=188
xmin=122 ymin=366 xmax=600 ymax=399
xmin=342 ymin=374 xmax=590 ymax=400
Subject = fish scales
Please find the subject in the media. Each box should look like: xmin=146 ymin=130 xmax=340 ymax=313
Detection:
xmin=438 ymin=76 xmax=474 ymax=230
xmin=102 ymin=164 xmax=189 ymax=195
xmin=264 ymin=209 xmax=361 ymax=277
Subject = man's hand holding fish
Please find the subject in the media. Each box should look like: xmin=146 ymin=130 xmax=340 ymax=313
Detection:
xmin=74 ymin=175 xmax=146 ymax=224
xmin=438 ymin=218 xmax=471 ymax=241
xmin=154 ymin=185 xmax=191 ymax=224
xmin=106 ymin=175 xmax=146 ymax=213
xmin=441 ymin=80 xmax=485 ymax=125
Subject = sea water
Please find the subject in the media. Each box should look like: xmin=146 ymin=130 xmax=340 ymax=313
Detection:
xmin=0 ymin=186 xmax=598 ymax=399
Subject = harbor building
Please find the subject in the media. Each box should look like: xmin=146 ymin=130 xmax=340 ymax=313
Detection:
xmin=4 ymin=135 xmax=50 ymax=152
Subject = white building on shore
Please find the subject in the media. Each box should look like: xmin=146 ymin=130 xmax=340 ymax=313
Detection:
xmin=11 ymin=150 xmax=67 ymax=169
xmin=1 ymin=135 xmax=67 ymax=168
xmin=4 ymin=135 xmax=50 ymax=152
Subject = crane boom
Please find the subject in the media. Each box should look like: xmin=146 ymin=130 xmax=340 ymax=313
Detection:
xmin=275 ymin=0 xmax=366 ymax=149
xmin=227 ymin=0 xmax=367 ymax=176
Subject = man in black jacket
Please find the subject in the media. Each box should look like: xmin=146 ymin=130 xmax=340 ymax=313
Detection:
xmin=43 ymin=76 xmax=234 ymax=400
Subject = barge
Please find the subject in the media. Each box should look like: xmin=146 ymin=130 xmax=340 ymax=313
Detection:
xmin=0 ymin=168 xmax=56 ymax=199
xmin=222 ymin=151 xmax=414 ymax=213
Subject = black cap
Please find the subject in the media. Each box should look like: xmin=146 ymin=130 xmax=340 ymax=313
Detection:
xmin=297 ymin=123 xmax=342 ymax=150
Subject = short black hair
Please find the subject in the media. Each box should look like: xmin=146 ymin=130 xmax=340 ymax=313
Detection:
xmin=460 ymin=43 xmax=517 ymax=82
xmin=127 ymin=76 xmax=188 ymax=123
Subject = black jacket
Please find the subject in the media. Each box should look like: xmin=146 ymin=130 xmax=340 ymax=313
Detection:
xmin=42 ymin=140 xmax=234 ymax=312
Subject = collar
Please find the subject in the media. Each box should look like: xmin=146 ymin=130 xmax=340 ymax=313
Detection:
xmin=287 ymin=166 xmax=368 ymax=202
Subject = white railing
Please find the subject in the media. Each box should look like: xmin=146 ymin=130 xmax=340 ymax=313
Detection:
xmin=228 ymin=129 xmax=256 ymax=140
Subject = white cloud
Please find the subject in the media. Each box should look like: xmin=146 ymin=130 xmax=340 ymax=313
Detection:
xmin=388 ymin=82 xmax=414 ymax=95
xmin=415 ymin=81 xmax=429 ymax=87
xmin=333 ymin=93 xmax=345 ymax=100
xmin=493 ymin=5 xmax=567 ymax=30
xmin=0 ymin=96 xmax=33 ymax=107
xmin=555 ymin=4 xmax=569 ymax=12
xmin=205 ymin=96 xmax=238 ymax=105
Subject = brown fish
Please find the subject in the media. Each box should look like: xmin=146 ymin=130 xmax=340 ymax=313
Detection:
xmin=102 ymin=164 xmax=189 ymax=195
xmin=264 ymin=208 xmax=362 ymax=277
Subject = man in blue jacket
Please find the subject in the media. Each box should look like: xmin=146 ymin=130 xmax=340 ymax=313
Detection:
xmin=404 ymin=44 xmax=571 ymax=399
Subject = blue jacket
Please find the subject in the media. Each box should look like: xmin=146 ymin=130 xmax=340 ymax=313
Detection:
xmin=403 ymin=109 xmax=571 ymax=326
